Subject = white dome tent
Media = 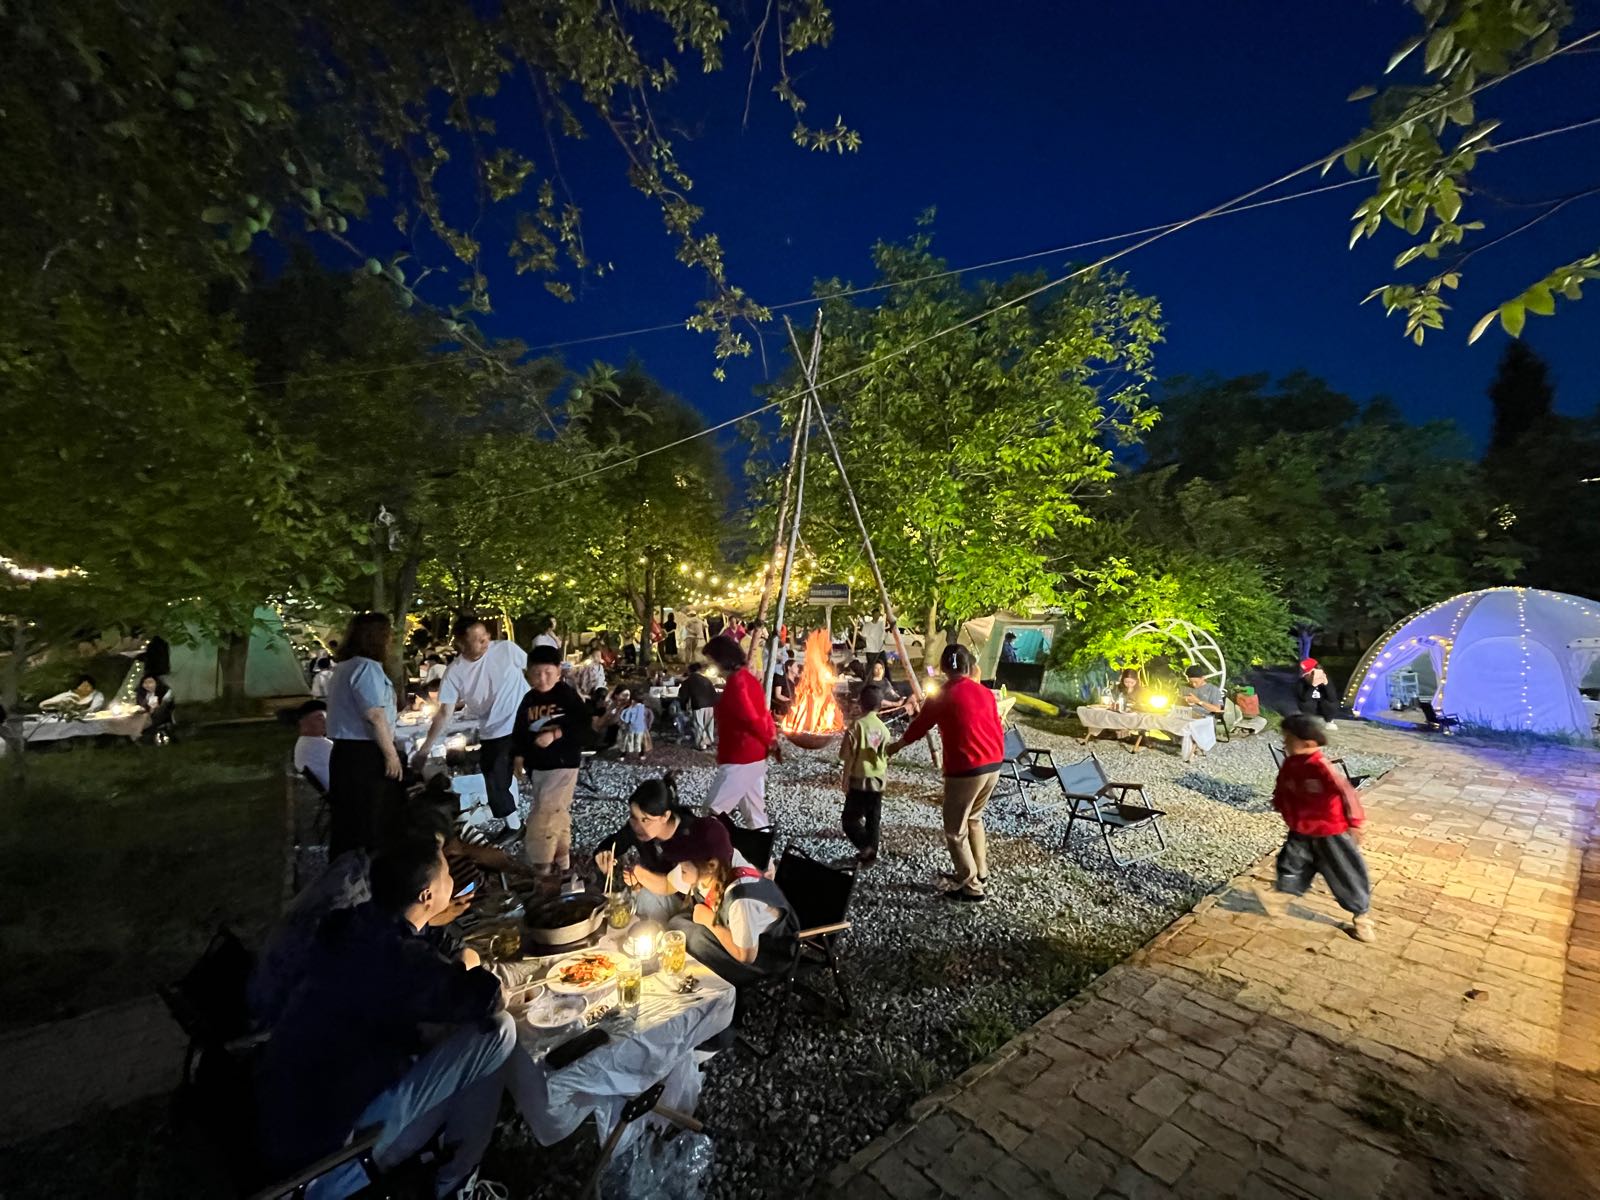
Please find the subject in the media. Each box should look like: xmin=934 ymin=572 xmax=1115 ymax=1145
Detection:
xmin=1345 ymin=588 xmax=1600 ymax=735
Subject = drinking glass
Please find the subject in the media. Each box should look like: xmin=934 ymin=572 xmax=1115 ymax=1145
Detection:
xmin=617 ymin=960 xmax=643 ymax=1010
xmin=661 ymin=930 xmax=687 ymax=975
xmin=490 ymin=925 xmax=522 ymax=960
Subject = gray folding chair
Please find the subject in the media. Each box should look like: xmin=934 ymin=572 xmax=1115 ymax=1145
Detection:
xmin=999 ymin=725 xmax=1059 ymax=813
xmin=1055 ymin=754 xmax=1168 ymax=867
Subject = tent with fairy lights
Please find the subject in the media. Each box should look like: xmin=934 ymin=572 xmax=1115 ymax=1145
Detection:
xmin=1345 ymin=588 xmax=1600 ymax=735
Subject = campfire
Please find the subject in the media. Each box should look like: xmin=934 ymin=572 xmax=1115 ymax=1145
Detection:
xmin=780 ymin=629 xmax=845 ymax=748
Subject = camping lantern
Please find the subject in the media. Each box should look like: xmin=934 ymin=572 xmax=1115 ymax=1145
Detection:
xmin=624 ymin=920 xmax=663 ymax=971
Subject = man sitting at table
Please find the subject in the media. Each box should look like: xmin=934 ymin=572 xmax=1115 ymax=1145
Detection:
xmin=1181 ymin=666 xmax=1225 ymax=715
xmin=40 ymin=674 xmax=105 ymax=716
xmin=257 ymin=837 xmax=513 ymax=1199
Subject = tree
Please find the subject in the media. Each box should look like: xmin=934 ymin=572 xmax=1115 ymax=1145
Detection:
xmin=761 ymin=221 xmax=1164 ymax=649
xmin=1485 ymin=341 xmax=1555 ymax=457
xmin=1343 ymin=0 xmax=1598 ymax=343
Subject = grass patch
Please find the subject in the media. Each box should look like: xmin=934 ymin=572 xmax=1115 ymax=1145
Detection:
xmin=0 ymin=723 xmax=285 ymax=1031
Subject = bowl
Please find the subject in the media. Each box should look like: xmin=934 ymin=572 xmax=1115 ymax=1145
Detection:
xmin=783 ymin=729 xmax=842 ymax=751
xmin=524 ymin=990 xmax=587 ymax=1032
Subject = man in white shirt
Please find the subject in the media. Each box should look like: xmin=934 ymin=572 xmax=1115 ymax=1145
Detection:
xmin=679 ymin=611 xmax=707 ymax=664
xmin=859 ymin=614 xmax=887 ymax=673
xmin=41 ymin=674 xmax=106 ymax=716
xmin=531 ymin=616 xmax=562 ymax=653
xmin=290 ymin=700 xmax=334 ymax=791
xmin=412 ymin=615 xmax=529 ymax=843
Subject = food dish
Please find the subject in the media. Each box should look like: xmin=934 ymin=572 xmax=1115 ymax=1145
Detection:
xmin=524 ymin=990 xmax=587 ymax=1031
xmin=545 ymin=950 xmax=626 ymax=995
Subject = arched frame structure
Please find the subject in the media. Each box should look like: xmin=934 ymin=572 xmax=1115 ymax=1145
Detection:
xmin=1124 ymin=618 xmax=1227 ymax=692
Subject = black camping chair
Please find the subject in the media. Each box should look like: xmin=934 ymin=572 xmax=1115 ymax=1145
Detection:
xmin=1055 ymin=755 xmax=1168 ymax=867
xmin=999 ymin=725 xmax=1059 ymax=813
xmin=714 ymin=812 xmax=776 ymax=872
xmin=160 ymin=928 xmax=412 ymax=1199
xmin=1418 ymin=700 xmax=1460 ymax=734
xmin=1268 ymin=742 xmax=1370 ymax=789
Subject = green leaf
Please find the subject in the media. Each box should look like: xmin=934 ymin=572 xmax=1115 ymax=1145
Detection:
xmin=1522 ymin=284 xmax=1555 ymax=316
xmin=1346 ymin=85 xmax=1377 ymax=102
xmin=365 ymin=258 xmax=384 ymax=275
xmin=1386 ymin=35 xmax=1425 ymax=73
xmin=1467 ymin=310 xmax=1497 ymax=344
xmin=1498 ymin=300 xmax=1526 ymax=338
xmin=172 ymin=88 xmax=195 ymax=110
xmin=200 ymin=206 xmax=230 ymax=224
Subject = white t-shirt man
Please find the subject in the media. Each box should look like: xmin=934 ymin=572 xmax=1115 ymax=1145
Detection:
xmin=438 ymin=639 xmax=528 ymax=740
xmin=293 ymin=735 xmax=334 ymax=790
xmin=861 ymin=618 xmax=886 ymax=655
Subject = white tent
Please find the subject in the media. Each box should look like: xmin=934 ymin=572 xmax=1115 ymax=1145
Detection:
xmin=1346 ymin=588 xmax=1600 ymax=735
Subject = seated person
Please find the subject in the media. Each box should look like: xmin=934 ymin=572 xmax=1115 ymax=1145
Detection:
xmin=400 ymin=688 xmax=427 ymax=716
xmin=1180 ymin=666 xmax=1225 ymax=715
xmin=131 ymin=673 xmax=172 ymax=714
xmin=771 ymin=661 xmax=799 ymax=720
xmin=861 ymin=660 xmax=909 ymax=718
xmin=40 ymin=674 xmax=105 ymax=716
xmin=1109 ymin=668 xmax=1142 ymax=712
xmin=593 ymin=775 xmax=738 ymax=922
xmin=256 ymin=838 xmax=512 ymax=1199
xmin=671 ymin=853 xmax=799 ymax=987
xmin=291 ymin=700 xmax=335 ymax=791
xmin=419 ymin=653 xmax=447 ymax=685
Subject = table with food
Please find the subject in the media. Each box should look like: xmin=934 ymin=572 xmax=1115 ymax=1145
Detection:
xmin=1075 ymin=703 xmax=1219 ymax=761
xmin=463 ymin=894 xmax=735 ymax=1150
xmin=5 ymin=707 xmax=151 ymax=746
xmin=392 ymin=707 xmax=480 ymax=756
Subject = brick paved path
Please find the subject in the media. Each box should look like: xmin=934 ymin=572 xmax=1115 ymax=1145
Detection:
xmin=827 ymin=727 xmax=1600 ymax=1199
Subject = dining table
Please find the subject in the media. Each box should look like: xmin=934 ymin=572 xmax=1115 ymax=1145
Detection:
xmin=1076 ymin=703 xmax=1218 ymax=762
xmin=499 ymin=922 xmax=736 ymax=1151
xmin=3 ymin=708 xmax=151 ymax=748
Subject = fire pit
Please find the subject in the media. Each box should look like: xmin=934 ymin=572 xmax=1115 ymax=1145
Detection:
xmin=780 ymin=629 xmax=846 ymax=749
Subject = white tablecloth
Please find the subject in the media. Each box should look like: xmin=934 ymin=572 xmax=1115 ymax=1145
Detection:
xmin=1076 ymin=705 xmax=1218 ymax=760
xmin=508 ymin=951 xmax=735 ymax=1148
xmin=392 ymin=713 xmax=480 ymax=753
xmin=8 ymin=712 xmax=150 ymax=745
xmin=649 ymin=687 xmax=680 ymax=700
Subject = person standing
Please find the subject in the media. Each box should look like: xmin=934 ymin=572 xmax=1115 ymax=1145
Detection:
xmin=510 ymin=645 xmax=588 ymax=882
xmin=681 ymin=662 xmax=718 ymax=751
xmin=840 ymin=685 xmax=892 ymax=866
xmin=412 ymin=615 xmax=528 ymax=845
xmin=888 ymin=644 xmax=1003 ymax=903
xmin=679 ymin=610 xmax=707 ymax=665
xmin=859 ymin=614 xmax=888 ymax=674
xmin=532 ymin=616 xmax=561 ymax=653
xmin=325 ymin=612 xmax=403 ymax=860
xmin=1295 ymin=657 xmax=1340 ymax=728
xmin=703 ymin=635 xmax=778 ymax=827
xmin=662 ymin=611 xmax=679 ymax=661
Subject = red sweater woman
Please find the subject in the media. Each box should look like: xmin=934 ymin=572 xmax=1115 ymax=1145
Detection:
xmin=702 ymin=635 xmax=778 ymax=827
xmin=890 ymin=644 xmax=1003 ymax=902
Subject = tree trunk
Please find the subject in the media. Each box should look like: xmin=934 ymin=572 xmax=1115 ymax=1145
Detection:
xmin=390 ymin=551 xmax=421 ymax=692
xmin=3 ymin=617 xmax=25 ymax=714
xmin=220 ymin=631 xmax=250 ymax=710
xmin=640 ymin=560 xmax=655 ymax=669
xmin=371 ymin=538 xmax=387 ymax=615
xmin=924 ymin=595 xmax=940 ymax=673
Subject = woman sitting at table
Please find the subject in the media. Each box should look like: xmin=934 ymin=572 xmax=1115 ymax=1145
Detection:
xmin=1110 ymin=668 xmax=1143 ymax=713
xmin=593 ymin=775 xmax=739 ymax=923
xmin=670 ymin=853 xmax=798 ymax=987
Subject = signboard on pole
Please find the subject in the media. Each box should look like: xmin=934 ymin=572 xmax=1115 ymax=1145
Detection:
xmin=807 ymin=582 xmax=850 ymax=605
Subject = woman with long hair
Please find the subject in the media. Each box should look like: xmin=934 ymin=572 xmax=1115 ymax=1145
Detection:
xmin=325 ymin=611 xmax=402 ymax=859
xmin=672 ymin=852 xmax=797 ymax=987
xmin=701 ymin=635 xmax=778 ymax=827
xmin=889 ymin=644 xmax=1004 ymax=903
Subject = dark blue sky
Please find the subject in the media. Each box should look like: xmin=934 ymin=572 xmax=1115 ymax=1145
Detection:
xmin=463 ymin=1 xmax=1600 ymax=452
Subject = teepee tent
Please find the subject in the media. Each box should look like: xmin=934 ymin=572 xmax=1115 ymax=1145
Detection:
xmin=165 ymin=606 xmax=309 ymax=703
xmin=1346 ymin=588 xmax=1600 ymax=735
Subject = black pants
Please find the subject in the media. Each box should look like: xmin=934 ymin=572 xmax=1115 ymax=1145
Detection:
xmin=477 ymin=734 xmax=517 ymax=819
xmin=674 ymin=919 xmax=794 ymax=988
xmin=1275 ymin=832 xmax=1371 ymax=915
xmin=328 ymin=739 xmax=399 ymax=860
xmin=842 ymin=787 xmax=883 ymax=855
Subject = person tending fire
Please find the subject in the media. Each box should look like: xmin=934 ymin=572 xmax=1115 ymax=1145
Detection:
xmin=702 ymin=635 xmax=780 ymax=827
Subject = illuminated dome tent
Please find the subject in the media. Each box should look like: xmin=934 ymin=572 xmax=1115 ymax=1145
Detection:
xmin=1346 ymin=588 xmax=1600 ymax=735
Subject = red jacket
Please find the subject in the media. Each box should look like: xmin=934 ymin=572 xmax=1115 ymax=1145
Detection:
xmin=1272 ymin=750 xmax=1364 ymax=836
xmin=716 ymin=668 xmax=776 ymax=765
xmin=901 ymin=676 xmax=1004 ymax=777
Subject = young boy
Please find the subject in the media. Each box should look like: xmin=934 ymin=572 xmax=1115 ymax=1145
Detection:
xmin=1264 ymin=713 xmax=1376 ymax=942
xmin=617 ymin=690 xmax=653 ymax=761
xmin=840 ymin=685 xmax=892 ymax=866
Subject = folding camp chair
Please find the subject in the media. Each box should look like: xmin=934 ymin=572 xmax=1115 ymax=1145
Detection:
xmin=1055 ymin=754 xmax=1168 ymax=867
xmin=715 ymin=812 xmax=776 ymax=872
xmin=1268 ymin=742 xmax=1370 ymax=788
xmin=998 ymin=725 xmax=1059 ymax=813
xmin=1418 ymin=701 xmax=1460 ymax=734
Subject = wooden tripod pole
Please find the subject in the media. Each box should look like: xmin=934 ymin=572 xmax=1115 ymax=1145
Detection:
xmin=753 ymin=355 xmax=812 ymax=636
xmin=783 ymin=316 xmax=936 ymax=767
xmin=764 ymin=379 xmax=811 ymax=698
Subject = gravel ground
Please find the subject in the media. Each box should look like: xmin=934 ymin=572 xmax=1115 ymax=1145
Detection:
xmin=488 ymin=721 xmax=1401 ymax=1199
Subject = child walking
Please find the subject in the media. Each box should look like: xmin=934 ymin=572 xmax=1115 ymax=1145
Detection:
xmin=1264 ymin=713 xmax=1376 ymax=942
xmin=840 ymin=684 xmax=892 ymax=866
xmin=617 ymin=691 xmax=653 ymax=762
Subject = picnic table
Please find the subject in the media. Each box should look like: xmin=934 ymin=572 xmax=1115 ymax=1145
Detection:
xmin=1076 ymin=704 xmax=1218 ymax=761
xmin=4 ymin=709 xmax=150 ymax=748
xmin=503 ymin=926 xmax=735 ymax=1150
xmin=392 ymin=710 xmax=480 ymax=755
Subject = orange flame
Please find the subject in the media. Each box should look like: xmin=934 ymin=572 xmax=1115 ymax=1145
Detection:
xmin=780 ymin=629 xmax=845 ymax=735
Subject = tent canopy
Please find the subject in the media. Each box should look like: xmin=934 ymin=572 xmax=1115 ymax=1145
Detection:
xmin=166 ymin=606 xmax=309 ymax=703
xmin=1346 ymin=588 xmax=1600 ymax=735
xmin=958 ymin=610 xmax=1064 ymax=678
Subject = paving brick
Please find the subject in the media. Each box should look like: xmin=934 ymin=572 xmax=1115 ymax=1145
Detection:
xmin=1132 ymin=1124 xmax=1203 ymax=1185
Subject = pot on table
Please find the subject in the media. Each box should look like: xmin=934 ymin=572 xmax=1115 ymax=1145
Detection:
xmin=521 ymin=891 xmax=607 ymax=948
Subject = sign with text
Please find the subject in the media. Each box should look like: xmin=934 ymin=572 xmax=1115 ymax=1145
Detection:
xmin=807 ymin=582 xmax=850 ymax=605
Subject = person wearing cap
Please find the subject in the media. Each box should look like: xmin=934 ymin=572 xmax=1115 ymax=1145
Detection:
xmin=511 ymin=645 xmax=589 ymax=881
xmin=291 ymin=700 xmax=334 ymax=791
xmin=412 ymin=615 xmax=529 ymax=844
xmin=1181 ymin=666 xmax=1225 ymax=715
xmin=1296 ymin=657 xmax=1340 ymax=728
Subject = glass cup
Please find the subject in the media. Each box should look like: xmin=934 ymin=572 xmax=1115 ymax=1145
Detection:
xmin=661 ymin=930 xmax=687 ymax=976
xmin=617 ymin=960 xmax=643 ymax=1010
xmin=490 ymin=925 xmax=522 ymax=961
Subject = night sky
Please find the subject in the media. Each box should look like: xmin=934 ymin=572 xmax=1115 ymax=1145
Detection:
xmin=461 ymin=1 xmax=1600 ymax=455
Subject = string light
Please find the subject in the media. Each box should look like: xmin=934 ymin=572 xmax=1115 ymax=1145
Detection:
xmin=1 ymin=555 xmax=85 ymax=582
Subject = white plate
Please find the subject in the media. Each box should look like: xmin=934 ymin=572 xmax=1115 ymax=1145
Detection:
xmin=524 ymin=991 xmax=587 ymax=1030
xmin=544 ymin=950 xmax=628 ymax=995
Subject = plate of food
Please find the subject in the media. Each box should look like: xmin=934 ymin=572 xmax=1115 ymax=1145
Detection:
xmin=545 ymin=949 xmax=627 ymax=995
